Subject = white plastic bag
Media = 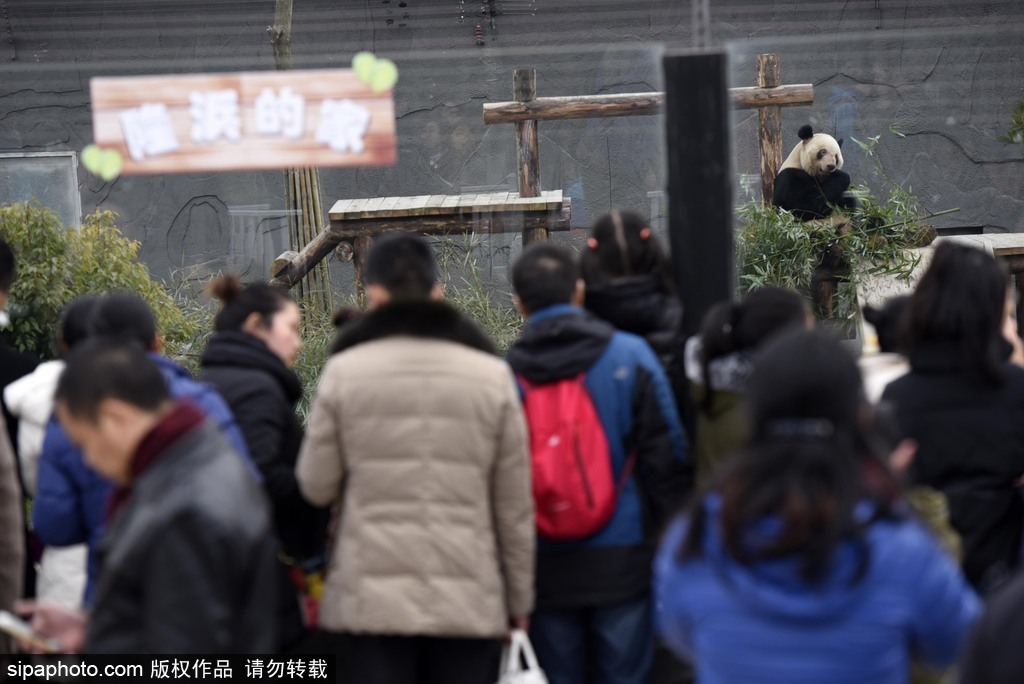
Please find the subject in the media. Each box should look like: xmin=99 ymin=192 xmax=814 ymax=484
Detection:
xmin=496 ymin=629 xmax=549 ymax=684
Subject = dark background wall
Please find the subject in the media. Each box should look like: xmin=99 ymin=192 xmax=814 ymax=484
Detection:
xmin=1 ymin=0 xmax=1022 ymax=294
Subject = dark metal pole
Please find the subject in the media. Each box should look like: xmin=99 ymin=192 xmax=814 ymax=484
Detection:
xmin=663 ymin=49 xmax=735 ymax=336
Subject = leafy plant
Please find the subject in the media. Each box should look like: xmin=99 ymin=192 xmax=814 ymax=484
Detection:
xmin=1001 ymin=97 xmax=1024 ymax=144
xmin=0 ymin=202 xmax=195 ymax=358
xmin=738 ymin=129 xmax=951 ymax=323
xmin=434 ymin=234 xmax=523 ymax=355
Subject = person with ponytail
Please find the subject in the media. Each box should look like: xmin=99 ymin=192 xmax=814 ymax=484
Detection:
xmin=200 ymin=275 xmax=329 ymax=650
xmin=655 ymin=329 xmax=980 ymax=684
xmin=580 ymin=210 xmax=689 ymax=426
xmin=686 ymin=287 xmax=811 ymax=484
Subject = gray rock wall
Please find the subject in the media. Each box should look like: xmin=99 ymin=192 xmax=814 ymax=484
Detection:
xmin=0 ymin=0 xmax=1021 ymax=297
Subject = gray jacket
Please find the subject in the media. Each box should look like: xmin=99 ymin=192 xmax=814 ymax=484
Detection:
xmin=86 ymin=422 xmax=278 ymax=654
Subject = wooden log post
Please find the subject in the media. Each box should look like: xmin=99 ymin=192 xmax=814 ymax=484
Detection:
xmin=757 ymin=54 xmax=783 ymax=205
xmin=352 ymin=235 xmax=374 ymax=289
xmin=513 ymin=69 xmax=546 ymax=244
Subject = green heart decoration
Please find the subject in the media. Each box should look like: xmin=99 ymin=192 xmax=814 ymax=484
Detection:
xmin=81 ymin=144 xmax=124 ymax=182
xmin=352 ymin=52 xmax=398 ymax=94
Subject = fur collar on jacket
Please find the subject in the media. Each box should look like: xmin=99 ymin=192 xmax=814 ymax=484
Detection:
xmin=331 ymin=299 xmax=496 ymax=356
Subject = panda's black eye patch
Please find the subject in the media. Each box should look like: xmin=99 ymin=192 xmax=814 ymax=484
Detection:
xmin=817 ymin=149 xmax=827 ymax=159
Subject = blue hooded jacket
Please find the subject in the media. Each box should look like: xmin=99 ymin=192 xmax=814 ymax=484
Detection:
xmin=506 ymin=305 xmax=691 ymax=608
xmin=654 ymin=494 xmax=981 ymax=684
xmin=33 ymin=353 xmax=258 ymax=603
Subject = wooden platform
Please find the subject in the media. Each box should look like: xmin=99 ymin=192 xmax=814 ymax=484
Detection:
xmin=324 ymin=189 xmax=570 ymax=240
xmin=272 ymin=189 xmax=571 ymax=289
xmin=329 ymin=190 xmax=565 ymax=222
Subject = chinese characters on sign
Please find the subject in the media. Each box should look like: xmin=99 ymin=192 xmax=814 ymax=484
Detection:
xmin=119 ymin=103 xmax=179 ymax=161
xmin=90 ymin=70 xmax=396 ymax=173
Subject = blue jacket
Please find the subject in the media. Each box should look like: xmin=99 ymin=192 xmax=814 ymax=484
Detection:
xmin=655 ymin=494 xmax=982 ymax=684
xmin=148 ymin=354 xmax=257 ymax=478
xmin=506 ymin=305 xmax=691 ymax=608
xmin=33 ymin=353 xmax=257 ymax=603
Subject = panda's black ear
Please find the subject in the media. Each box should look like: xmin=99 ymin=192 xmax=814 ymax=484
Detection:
xmin=837 ymin=137 xmax=844 ymax=149
xmin=798 ymin=125 xmax=813 ymax=141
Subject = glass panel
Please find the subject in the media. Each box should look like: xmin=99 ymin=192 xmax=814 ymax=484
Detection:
xmin=0 ymin=153 xmax=81 ymax=228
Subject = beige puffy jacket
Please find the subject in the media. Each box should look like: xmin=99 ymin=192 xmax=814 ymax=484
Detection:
xmin=297 ymin=303 xmax=535 ymax=638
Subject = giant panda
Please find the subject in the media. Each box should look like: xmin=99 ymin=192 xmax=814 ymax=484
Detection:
xmin=772 ymin=125 xmax=858 ymax=221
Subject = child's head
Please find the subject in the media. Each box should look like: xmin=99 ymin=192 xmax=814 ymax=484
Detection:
xmin=57 ymin=295 xmax=101 ymax=356
xmin=363 ymin=232 xmax=441 ymax=309
xmin=863 ymin=295 xmax=910 ymax=354
xmin=580 ymin=210 xmax=674 ymax=293
xmin=699 ymin=287 xmax=811 ymax=368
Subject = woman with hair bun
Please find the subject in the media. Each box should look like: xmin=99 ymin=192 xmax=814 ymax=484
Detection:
xmin=200 ymin=275 xmax=328 ymax=650
xmin=686 ymin=287 xmax=811 ymax=484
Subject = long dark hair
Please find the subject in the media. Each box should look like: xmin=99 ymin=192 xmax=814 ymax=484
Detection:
xmin=906 ymin=242 xmax=1010 ymax=385
xmin=680 ymin=329 xmax=901 ymax=584
xmin=580 ymin=209 xmax=676 ymax=295
xmin=698 ymin=287 xmax=808 ymax=409
xmin=207 ymin=274 xmax=294 ymax=333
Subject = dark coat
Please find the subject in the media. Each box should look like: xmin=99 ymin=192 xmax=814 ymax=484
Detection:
xmin=33 ymin=352 xmax=261 ymax=605
xmin=506 ymin=305 xmax=691 ymax=608
xmin=85 ymin=423 xmax=277 ymax=654
xmin=882 ymin=340 xmax=1024 ymax=592
xmin=584 ymin=274 xmax=690 ymax=428
xmin=0 ymin=341 xmax=38 ymax=457
xmin=200 ymin=331 xmax=328 ymax=562
xmin=960 ymin=572 xmax=1024 ymax=683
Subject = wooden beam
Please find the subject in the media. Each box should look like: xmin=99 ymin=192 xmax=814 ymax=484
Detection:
xmin=332 ymin=208 xmax=568 ymax=239
xmin=484 ymin=92 xmax=664 ymax=124
xmin=730 ymin=83 xmax=813 ymax=110
xmin=757 ymin=53 xmax=783 ymax=205
xmin=483 ymin=83 xmax=813 ymax=125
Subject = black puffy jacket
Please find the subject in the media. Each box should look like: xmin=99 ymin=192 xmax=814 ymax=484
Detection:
xmin=583 ymin=274 xmax=691 ymax=431
xmin=86 ymin=423 xmax=277 ymax=653
xmin=882 ymin=340 xmax=1024 ymax=593
xmin=200 ymin=331 xmax=328 ymax=561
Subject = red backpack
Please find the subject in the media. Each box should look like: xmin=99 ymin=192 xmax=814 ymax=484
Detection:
xmin=519 ymin=374 xmax=633 ymax=541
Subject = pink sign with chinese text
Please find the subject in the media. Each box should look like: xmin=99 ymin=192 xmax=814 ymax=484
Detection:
xmin=90 ymin=70 xmax=396 ymax=174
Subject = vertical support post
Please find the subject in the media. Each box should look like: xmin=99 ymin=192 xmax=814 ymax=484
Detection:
xmin=664 ymin=50 xmax=734 ymax=336
xmin=352 ymin=235 xmax=374 ymax=294
xmin=513 ymin=68 xmax=546 ymax=244
xmin=757 ymin=53 xmax=783 ymax=205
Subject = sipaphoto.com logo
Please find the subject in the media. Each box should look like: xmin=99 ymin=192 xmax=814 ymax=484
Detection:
xmin=8 ymin=660 xmax=143 ymax=681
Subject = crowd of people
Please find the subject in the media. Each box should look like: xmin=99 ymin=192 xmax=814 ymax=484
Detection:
xmin=0 ymin=212 xmax=1023 ymax=684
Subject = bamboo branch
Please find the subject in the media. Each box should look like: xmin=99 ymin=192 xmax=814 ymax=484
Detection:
xmin=872 ymin=208 xmax=960 ymax=232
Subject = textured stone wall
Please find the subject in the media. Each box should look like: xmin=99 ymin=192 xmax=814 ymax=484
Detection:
xmin=0 ymin=0 xmax=1021 ymax=295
